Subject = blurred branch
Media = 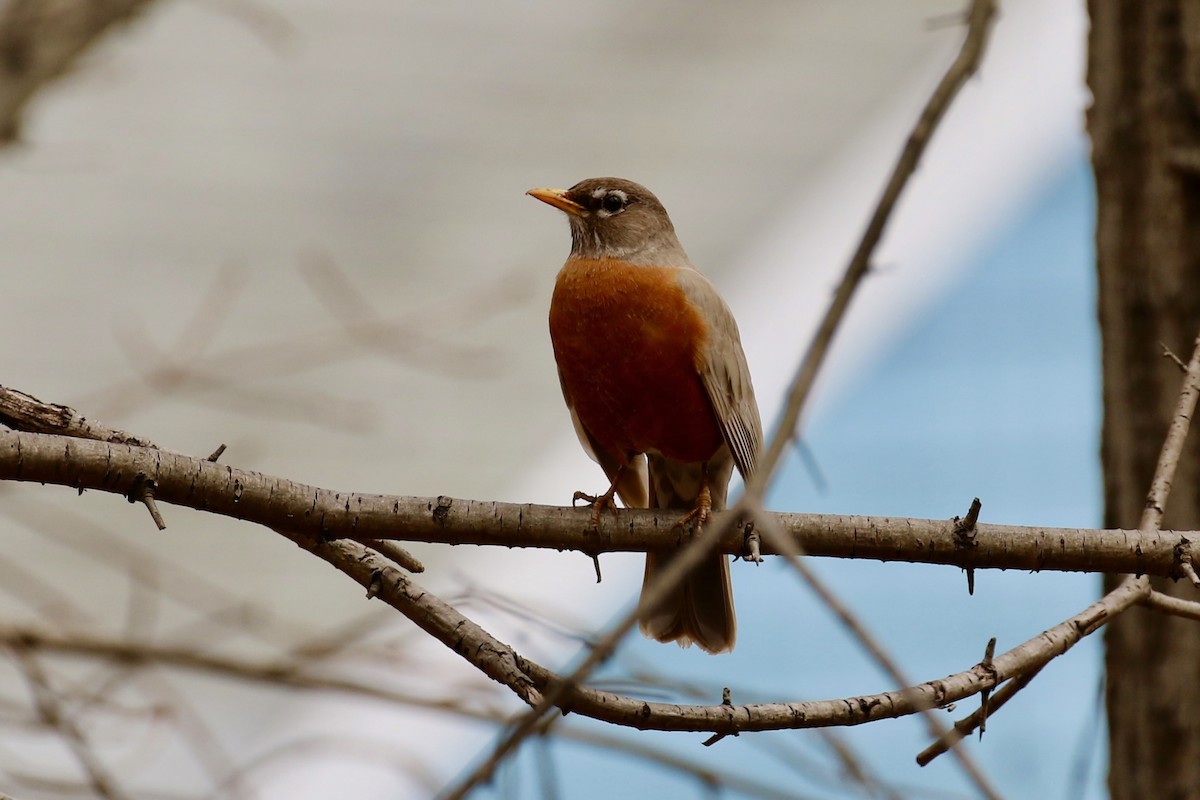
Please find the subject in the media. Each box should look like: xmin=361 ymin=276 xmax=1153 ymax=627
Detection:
xmin=0 ymin=0 xmax=161 ymax=142
xmin=1 ymin=623 xmax=818 ymax=800
xmin=12 ymin=645 xmax=128 ymax=799
xmin=81 ymin=258 xmax=520 ymax=429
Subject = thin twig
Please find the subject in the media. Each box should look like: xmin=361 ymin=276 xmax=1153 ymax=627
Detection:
xmin=364 ymin=540 xmax=425 ymax=574
xmin=916 ymin=666 xmax=1043 ymax=766
xmin=954 ymin=498 xmax=982 ymax=594
xmin=1179 ymin=558 xmax=1200 ymax=588
xmin=1161 ymin=342 xmax=1188 ymax=373
xmin=1137 ymin=335 xmax=1200 ymax=533
xmin=127 ymin=474 xmax=167 ymax=531
xmin=1142 ymin=590 xmax=1200 ymax=621
xmin=977 ymin=637 xmax=996 ymax=738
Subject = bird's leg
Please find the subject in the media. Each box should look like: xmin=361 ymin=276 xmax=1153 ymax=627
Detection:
xmin=573 ymin=464 xmax=626 ymax=529
xmin=675 ymin=464 xmax=712 ymax=535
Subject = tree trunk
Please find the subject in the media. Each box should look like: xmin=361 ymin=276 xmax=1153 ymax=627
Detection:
xmin=1089 ymin=2 xmax=1200 ymax=797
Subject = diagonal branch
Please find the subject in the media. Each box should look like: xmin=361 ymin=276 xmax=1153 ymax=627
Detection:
xmin=286 ymin=524 xmax=1137 ymax=737
xmin=749 ymin=0 xmax=997 ymax=498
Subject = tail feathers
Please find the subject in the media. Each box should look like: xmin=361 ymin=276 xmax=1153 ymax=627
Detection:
xmin=638 ymin=550 xmax=735 ymax=654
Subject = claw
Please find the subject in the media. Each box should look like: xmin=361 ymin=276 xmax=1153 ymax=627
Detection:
xmin=573 ymin=488 xmax=619 ymax=529
xmin=675 ymin=471 xmax=712 ymax=534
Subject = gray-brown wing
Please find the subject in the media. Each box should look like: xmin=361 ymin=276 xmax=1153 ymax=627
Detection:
xmin=675 ymin=269 xmax=763 ymax=479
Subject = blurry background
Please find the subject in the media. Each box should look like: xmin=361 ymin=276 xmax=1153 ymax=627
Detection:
xmin=0 ymin=1 xmax=1100 ymax=798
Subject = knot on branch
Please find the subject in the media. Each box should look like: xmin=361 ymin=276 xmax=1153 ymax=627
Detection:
xmin=365 ymin=568 xmax=384 ymax=599
xmin=1172 ymin=537 xmax=1200 ymax=587
xmin=702 ymin=688 xmax=740 ymax=746
xmin=432 ymin=495 xmax=453 ymax=526
xmin=953 ymin=498 xmax=982 ymax=594
xmin=952 ymin=498 xmax=982 ymax=547
xmin=737 ymin=519 xmax=762 ymax=564
xmin=125 ymin=472 xmax=166 ymax=530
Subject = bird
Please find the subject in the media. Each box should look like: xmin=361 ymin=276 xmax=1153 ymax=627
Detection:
xmin=528 ymin=177 xmax=763 ymax=654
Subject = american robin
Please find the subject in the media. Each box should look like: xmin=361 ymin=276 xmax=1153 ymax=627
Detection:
xmin=528 ymin=177 xmax=763 ymax=654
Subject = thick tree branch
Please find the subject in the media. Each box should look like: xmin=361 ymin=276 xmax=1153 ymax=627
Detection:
xmin=0 ymin=427 xmax=1192 ymax=578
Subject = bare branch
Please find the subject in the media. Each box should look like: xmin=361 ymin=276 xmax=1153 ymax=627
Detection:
xmin=0 ymin=0 xmax=161 ymax=142
xmin=363 ymin=539 xmax=425 ymax=574
xmin=263 ymin=520 xmax=1132 ymax=741
xmin=916 ymin=666 xmax=1043 ymax=766
xmin=3 ymin=624 xmax=821 ymax=800
xmin=1142 ymin=590 xmax=1200 ymax=622
xmin=0 ymin=385 xmax=158 ymax=447
xmin=0 ymin=426 xmax=1192 ymax=578
xmin=12 ymin=645 xmax=128 ymax=799
xmin=1138 ymin=335 xmax=1200 ymax=533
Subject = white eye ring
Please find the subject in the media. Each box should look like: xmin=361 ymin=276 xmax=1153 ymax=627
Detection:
xmin=596 ymin=189 xmax=628 ymax=217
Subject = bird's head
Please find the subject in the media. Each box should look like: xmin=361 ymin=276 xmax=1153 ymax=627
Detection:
xmin=527 ymin=177 xmax=685 ymax=263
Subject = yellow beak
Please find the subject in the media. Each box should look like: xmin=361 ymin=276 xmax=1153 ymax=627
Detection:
xmin=527 ymin=187 xmax=586 ymax=217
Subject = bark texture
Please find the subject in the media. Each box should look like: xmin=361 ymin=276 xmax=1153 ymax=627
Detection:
xmin=1089 ymin=2 xmax=1200 ymax=797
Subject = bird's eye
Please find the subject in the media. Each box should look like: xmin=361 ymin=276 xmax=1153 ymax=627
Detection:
xmin=601 ymin=193 xmax=625 ymax=214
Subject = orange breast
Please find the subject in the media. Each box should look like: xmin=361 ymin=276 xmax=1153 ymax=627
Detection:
xmin=549 ymin=257 xmax=723 ymax=463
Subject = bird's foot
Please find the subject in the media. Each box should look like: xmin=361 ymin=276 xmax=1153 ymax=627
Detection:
xmin=675 ymin=479 xmax=713 ymax=535
xmin=573 ymin=487 xmax=619 ymax=530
